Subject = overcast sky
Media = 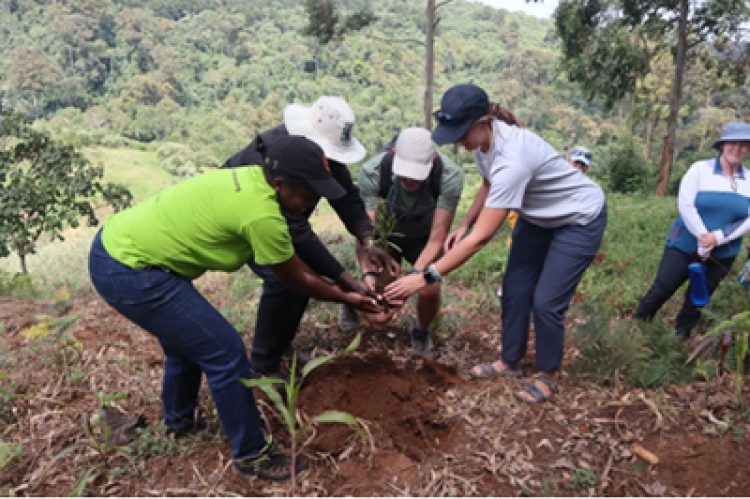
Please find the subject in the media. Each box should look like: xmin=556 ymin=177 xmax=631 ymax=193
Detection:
xmin=470 ymin=0 xmax=560 ymax=19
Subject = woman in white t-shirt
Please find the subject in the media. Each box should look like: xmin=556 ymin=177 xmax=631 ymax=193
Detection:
xmin=385 ymin=84 xmax=607 ymax=404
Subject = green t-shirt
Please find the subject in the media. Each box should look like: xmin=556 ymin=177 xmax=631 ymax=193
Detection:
xmin=102 ymin=167 xmax=293 ymax=280
xmin=357 ymin=151 xmax=464 ymax=213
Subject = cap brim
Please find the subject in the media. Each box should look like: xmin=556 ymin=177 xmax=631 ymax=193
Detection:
xmin=284 ymin=105 xmax=367 ymax=164
xmin=307 ymin=176 xmax=347 ymax=201
xmin=431 ymin=120 xmax=475 ymax=145
xmin=393 ymin=155 xmax=432 ymax=181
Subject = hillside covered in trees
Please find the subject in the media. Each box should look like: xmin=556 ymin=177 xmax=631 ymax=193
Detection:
xmin=1 ymin=0 xmax=748 ymax=187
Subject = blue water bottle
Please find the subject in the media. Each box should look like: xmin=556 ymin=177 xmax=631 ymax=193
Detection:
xmin=688 ymin=263 xmax=710 ymax=307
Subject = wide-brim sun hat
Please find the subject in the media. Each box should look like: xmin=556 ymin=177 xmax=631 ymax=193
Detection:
xmin=712 ymin=121 xmax=750 ymax=150
xmin=393 ymin=127 xmax=437 ymax=181
xmin=431 ymin=83 xmax=490 ymax=145
xmin=284 ymin=96 xmax=367 ymax=164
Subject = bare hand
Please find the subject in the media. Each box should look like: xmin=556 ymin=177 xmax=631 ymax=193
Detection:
xmin=345 ymin=292 xmax=383 ymax=314
xmin=365 ymin=244 xmax=396 ymax=273
xmin=444 ymin=226 xmax=468 ymax=252
xmin=384 ymin=274 xmax=426 ymax=302
xmin=698 ymin=232 xmax=716 ymax=259
xmin=337 ymin=272 xmax=368 ymax=294
xmin=360 ymin=298 xmax=405 ymax=325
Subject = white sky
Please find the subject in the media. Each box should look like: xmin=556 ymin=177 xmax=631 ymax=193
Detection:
xmin=470 ymin=0 xmax=560 ymax=19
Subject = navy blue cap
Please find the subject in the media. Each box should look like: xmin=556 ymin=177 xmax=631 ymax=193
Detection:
xmin=256 ymin=134 xmax=346 ymax=200
xmin=431 ymin=84 xmax=490 ymax=145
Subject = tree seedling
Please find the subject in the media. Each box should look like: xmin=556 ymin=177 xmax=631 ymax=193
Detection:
xmin=241 ymin=333 xmax=366 ymax=492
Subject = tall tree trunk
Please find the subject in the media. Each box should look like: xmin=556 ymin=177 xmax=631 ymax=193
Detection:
xmin=655 ymin=0 xmax=688 ymax=196
xmin=699 ymin=90 xmax=711 ymax=150
xmin=424 ymin=0 xmax=435 ymax=130
xmin=18 ymin=253 xmax=27 ymax=275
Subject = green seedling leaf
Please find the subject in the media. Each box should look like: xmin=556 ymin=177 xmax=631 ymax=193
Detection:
xmin=241 ymin=378 xmax=294 ymax=431
xmin=301 ymin=354 xmax=336 ymax=378
xmin=0 ymin=441 xmax=16 ymax=469
xmin=68 ymin=468 xmax=101 ymax=497
xmin=312 ymin=411 xmax=365 ymax=440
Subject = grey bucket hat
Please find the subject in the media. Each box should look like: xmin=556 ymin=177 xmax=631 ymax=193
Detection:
xmin=712 ymin=122 xmax=750 ymax=150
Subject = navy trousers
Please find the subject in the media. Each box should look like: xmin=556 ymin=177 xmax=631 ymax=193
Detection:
xmin=88 ymin=230 xmax=267 ymax=460
xmin=248 ymin=262 xmax=309 ymax=373
xmin=500 ymin=204 xmax=607 ymax=372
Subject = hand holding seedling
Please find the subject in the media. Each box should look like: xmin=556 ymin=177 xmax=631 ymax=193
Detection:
xmin=384 ymin=272 xmax=426 ymax=301
xmin=343 ymin=291 xmax=384 ymax=314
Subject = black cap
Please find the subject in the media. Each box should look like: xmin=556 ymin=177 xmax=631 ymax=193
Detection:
xmin=257 ymin=134 xmax=346 ymax=200
xmin=431 ymin=84 xmax=490 ymax=145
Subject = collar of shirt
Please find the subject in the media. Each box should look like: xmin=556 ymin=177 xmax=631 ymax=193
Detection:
xmin=713 ymin=156 xmax=746 ymax=179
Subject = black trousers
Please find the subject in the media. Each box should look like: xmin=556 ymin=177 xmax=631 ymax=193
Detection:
xmin=636 ymin=246 xmax=735 ymax=338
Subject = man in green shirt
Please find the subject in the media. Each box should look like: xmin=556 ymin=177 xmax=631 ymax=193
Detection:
xmin=340 ymin=127 xmax=465 ymax=357
xmin=90 ymin=135 xmax=383 ymax=482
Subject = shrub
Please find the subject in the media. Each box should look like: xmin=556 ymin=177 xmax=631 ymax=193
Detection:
xmin=156 ymin=142 xmax=218 ymax=178
xmin=599 ymin=139 xmax=651 ymax=194
xmin=567 ymin=302 xmax=695 ymax=388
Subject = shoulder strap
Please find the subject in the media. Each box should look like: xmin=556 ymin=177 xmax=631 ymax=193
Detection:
xmin=428 ymin=155 xmax=443 ymax=199
xmin=378 ymin=151 xmax=395 ymax=199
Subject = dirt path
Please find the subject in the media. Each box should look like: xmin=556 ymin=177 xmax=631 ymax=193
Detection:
xmin=1 ymin=291 xmax=748 ymax=496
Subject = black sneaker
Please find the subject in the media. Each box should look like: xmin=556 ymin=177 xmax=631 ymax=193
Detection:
xmin=233 ymin=439 xmax=309 ymax=481
xmin=165 ymin=418 xmax=208 ymax=439
xmin=411 ymin=327 xmax=432 ymax=358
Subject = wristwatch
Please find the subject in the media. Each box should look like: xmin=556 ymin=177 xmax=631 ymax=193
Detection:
xmin=422 ymin=264 xmax=443 ymax=284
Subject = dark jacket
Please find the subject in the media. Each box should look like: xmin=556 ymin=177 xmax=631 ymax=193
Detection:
xmin=221 ymin=125 xmax=373 ymax=280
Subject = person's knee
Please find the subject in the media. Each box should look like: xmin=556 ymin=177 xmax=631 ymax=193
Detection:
xmin=532 ymin=298 xmax=566 ymax=324
xmin=204 ymin=343 xmax=251 ymax=385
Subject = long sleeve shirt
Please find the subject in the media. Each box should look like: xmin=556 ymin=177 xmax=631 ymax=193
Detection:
xmin=221 ymin=125 xmax=373 ymax=279
xmin=668 ymin=157 xmax=750 ymax=258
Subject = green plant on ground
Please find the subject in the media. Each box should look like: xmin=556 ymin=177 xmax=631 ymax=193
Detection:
xmin=703 ymin=310 xmax=750 ymax=405
xmin=241 ymin=333 xmax=366 ymax=491
xmin=570 ymin=467 xmax=597 ymax=490
xmin=568 ymin=302 xmax=694 ymax=388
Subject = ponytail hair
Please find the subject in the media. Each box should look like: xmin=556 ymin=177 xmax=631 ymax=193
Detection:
xmin=488 ymin=102 xmax=526 ymax=129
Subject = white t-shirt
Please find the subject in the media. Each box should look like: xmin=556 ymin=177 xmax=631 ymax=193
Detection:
xmin=474 ymin=120 xmax=605 ymax=229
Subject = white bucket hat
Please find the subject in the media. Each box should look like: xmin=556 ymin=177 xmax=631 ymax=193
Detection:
xmin=284 ymin=96 xmax=367 ymax=164
xmin=393 ymin=127 xmax=437 ymax=181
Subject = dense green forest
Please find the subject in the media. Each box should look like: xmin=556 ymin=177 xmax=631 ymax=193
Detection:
xmin=0 ymin=0 xmax=748 ymax=189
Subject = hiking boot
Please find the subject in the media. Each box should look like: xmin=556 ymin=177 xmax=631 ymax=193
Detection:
xmin=233 ymin=438 xmax=309 ymax=481
xmin=338 ymin=303 xmax=360 ymax=333
xmin=166 ymin=418 xmax=208 ymax=439
xmin=410 ymin=327 xmax=432 ymax=358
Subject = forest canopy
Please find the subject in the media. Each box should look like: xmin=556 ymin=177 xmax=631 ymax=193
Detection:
xmin=0 ymin=0 xmax=748 ymax=188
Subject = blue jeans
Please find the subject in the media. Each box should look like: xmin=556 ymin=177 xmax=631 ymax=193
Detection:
xmin=501 ymin=204 xmax=608 ymax=372
xmin=248 ymin=262 xmax=309 ymax=373
xmin=636 ymin=245 xmax=735 ymax=338
xmin=88 ymin=230 xmax=267 ymax=460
